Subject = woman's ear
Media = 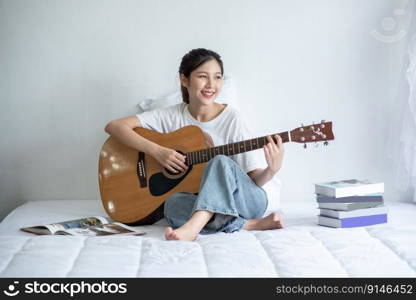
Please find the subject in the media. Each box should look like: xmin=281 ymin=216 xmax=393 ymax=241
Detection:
xmin=180 ymin=74 xmax=189 ymax=88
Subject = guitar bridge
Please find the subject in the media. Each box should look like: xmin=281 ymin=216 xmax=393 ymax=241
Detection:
xmin=137 ymin=152 xmax=147 ymax=188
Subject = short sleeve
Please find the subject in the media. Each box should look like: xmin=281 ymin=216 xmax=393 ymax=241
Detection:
xmin=230 ymin=118 xmax=264 ymax=173
xmin=136 ymin=109 xmax=163 ymax=132
xmin=136 ymin=104 xmax=183 ymax=133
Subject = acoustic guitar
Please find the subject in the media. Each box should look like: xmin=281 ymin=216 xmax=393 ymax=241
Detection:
xmin=98 ymin=121 xmax=334 ymax=225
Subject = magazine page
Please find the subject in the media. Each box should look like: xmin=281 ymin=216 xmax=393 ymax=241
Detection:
xmin=56 ymin=222 xmax=146 ymax=236
xmin=43 ymin=216 xmax=109 ymax=234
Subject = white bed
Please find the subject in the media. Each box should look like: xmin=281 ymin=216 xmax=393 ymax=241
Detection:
xmin=0 ymin=199 xmax=415 ymax=277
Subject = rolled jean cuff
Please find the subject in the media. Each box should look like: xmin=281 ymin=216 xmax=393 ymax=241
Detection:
xmin=218 ymin=217 xmax=245 ymax=233
xmin=192 ymin=205 xmax=239 ymax=218
xmin=196 ymin=211 xmax=245 ymax=234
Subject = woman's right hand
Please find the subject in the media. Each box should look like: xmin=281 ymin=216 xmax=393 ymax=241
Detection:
xmin=153 ymin=146 xmax=188 ymax=173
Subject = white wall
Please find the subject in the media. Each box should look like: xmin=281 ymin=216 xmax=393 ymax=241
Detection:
xmin=0 ymin=0 xmax=412 ymax=220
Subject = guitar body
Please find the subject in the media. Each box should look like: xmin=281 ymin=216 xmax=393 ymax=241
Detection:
xmin=98 ymin=125 xmax=208 ymax=225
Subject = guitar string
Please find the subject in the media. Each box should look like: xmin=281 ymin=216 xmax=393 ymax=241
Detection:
xmin=185 ymin=133 xmax=292 ymax=166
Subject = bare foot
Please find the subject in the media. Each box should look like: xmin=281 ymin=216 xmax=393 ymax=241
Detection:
xmin=243 ymin=212 xmax=284 ymax=231
xmin=164 ymin=226 xmax=199 ymax=241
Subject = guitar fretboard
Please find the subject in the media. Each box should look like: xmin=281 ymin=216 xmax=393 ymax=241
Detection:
xmin=185 ymin=131 xmax=289 ymax=165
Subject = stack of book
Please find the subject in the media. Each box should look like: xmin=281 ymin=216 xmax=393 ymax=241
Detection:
xmin=314 ymin=179 xmax=387 ymax=228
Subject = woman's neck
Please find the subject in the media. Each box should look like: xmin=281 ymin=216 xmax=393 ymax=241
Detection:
xmin=187 ymin=102 xmax=226 ymax=122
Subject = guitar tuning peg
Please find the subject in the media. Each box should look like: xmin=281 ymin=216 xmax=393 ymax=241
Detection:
xmin=304 ymin=143 xmax=307 ymax=149
xmin=321 ymin=119 xmax=325 ymax=123
xmin=314 ymin=142 xmax=319 ymax=148
xmin=324 ymin=141 xmax=329 ymax=146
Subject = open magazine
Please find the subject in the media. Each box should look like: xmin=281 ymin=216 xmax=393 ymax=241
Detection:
xmin=20 ymin=216 xmax=146 ymax=236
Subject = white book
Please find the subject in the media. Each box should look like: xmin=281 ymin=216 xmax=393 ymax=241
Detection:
xmin=318 ymin=201 xmax=384 ymax=211
xmin=319 ymin=206 xmax=388 ymax=219
xmin=314 ymin=179 xmax=384 ymax=198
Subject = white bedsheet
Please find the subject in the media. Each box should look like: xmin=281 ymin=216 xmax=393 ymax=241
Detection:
xmin=0 ymin=200 xmax=415 ymax=277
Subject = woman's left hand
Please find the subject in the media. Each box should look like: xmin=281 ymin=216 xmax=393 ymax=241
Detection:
xmin=263 ymin=135 xmax=284 ymax=175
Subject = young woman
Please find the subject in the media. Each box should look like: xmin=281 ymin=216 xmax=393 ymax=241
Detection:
xmin=105 ymin=48 xmax=285 ymax=241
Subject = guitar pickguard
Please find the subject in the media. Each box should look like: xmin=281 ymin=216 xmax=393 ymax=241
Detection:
xmin=149 ymin=166 xmax=193 ymax=196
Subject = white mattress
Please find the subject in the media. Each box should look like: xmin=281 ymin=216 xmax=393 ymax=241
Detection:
xmin=0 ymin=200 xmax=415 ymax=277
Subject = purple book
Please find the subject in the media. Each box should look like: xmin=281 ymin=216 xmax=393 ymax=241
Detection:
xmin=316 ymin=193 xmax=383 ymax=203
xmin=318 ymin=214 xmax=388 ymax=228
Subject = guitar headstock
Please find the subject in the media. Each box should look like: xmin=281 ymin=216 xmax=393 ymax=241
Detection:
xmin=290 ymin=121 xmax=334 ymax=147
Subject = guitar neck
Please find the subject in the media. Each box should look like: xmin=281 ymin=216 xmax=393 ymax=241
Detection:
xmin=186 ymin=131 xmax=289 ymax=166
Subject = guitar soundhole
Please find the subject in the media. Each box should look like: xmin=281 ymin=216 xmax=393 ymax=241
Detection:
xmin=164 ymin=150 xmax=188 ymax=175
xmin=149 ymin=149 xmax=192 ymax=197
xmin=165 ymin=168 xmax=180 ymax=176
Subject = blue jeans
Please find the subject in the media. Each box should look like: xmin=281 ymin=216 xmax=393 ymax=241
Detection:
xmin=164 ymin=155 xmax=268 ymax=234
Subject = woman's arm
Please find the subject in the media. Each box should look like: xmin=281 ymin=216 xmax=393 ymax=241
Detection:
xmin=248 ymin=135 xmax=284 ymax=187
xmin=104 ymin=116 xmax=188 ymax=173
xmin=105 ymin=116 xmax=159 ymax=154
xmin=248 ymin=168 xmax=275 ymax=187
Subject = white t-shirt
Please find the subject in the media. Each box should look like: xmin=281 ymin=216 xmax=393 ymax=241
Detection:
xmin=136 ymin=103 xmax=280 ymax=216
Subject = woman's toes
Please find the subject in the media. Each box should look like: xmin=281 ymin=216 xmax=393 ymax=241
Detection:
xmin=171 ymin=231 xmax=180 ymax=240
xmin=165 ymin=227 xmax=174 ymax=240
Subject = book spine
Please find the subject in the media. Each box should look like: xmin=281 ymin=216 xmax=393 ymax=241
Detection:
xmin=340 ymin=214 xmax=387 ymax=228
xmin=315 ymin=185 xmax=335 ymax=197
xmin=317 ymin=201 xmax=384 ymax=211
xmin=320 ymin=206 xmax=387 ymax=218
xmin=316 ymin=194 xmax=384 ymax=203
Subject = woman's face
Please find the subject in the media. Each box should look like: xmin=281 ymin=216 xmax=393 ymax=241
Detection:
xmin=181 ymin=59 xmax=223 ymax=105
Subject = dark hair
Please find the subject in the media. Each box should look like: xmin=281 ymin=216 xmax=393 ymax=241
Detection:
xmin=178 ymin=48 xmax=224 ymax=104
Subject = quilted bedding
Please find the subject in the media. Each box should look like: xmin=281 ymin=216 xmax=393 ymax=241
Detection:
xmin=0 ymin=200 xmax=415 ymax=277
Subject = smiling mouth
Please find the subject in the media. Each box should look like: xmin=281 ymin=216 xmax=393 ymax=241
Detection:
xmin=201 ymin=91 xmax=215 ymax=97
